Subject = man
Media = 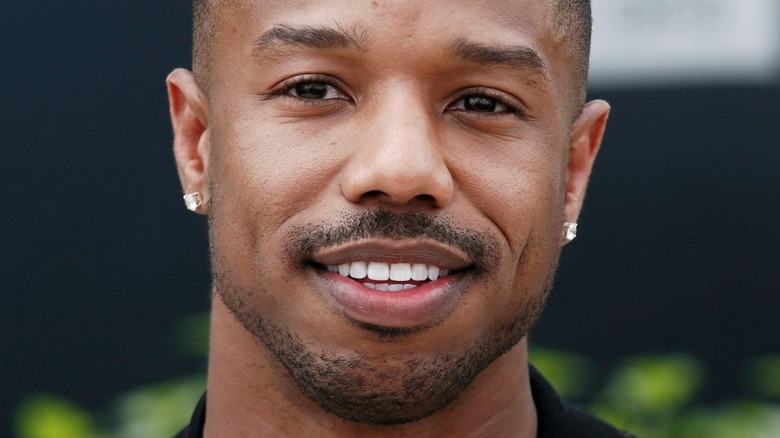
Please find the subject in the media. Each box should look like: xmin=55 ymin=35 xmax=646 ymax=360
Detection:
xmin=168 ymin=0 xmax=626 ymax=436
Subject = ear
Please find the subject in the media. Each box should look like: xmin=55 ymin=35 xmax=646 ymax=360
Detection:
xmin=564 ymin=99 xmax=610 ymax=235
xmin=167 ymin=68 xmax=211 ymax=214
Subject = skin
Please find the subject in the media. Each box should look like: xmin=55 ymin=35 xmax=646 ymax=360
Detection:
xmin=167 ymin=0 xmax=610 ymax=436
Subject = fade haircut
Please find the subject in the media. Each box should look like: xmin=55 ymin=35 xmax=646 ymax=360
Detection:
xmin=554 ymin=0 xmax=592 ymax=106
xmin=192 ymin=0 xmax=592 ymax=105
xmin=191 ymin=0 xmax=221 ymax=90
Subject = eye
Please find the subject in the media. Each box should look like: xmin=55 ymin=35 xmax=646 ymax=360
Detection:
xmin=462 ymin=95 xmax=504 ymax=113
xmin=447 ymin=88 xmax=526 ymax=119
xmin=272 ymin=75 xmax=350 ymax=102
xmin=289 ymin=82 xmax=343 ymax=100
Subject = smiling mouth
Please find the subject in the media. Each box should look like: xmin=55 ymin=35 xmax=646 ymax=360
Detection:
xmin=322 ymin=261 xmax=452 ymax=291
xmin=306 ymin=241 xmax=476 ymax=328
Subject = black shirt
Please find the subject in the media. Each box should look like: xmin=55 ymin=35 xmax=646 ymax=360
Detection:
xmin=175 ymin=366 xmax=632 ymax=437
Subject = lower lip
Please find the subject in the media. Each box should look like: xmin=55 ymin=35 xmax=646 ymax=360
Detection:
xmin=315 ymin=269 xmax=464 ymax=329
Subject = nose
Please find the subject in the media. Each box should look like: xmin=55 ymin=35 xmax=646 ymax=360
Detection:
xmin=340 ymin=90 xmax=454 ymax=209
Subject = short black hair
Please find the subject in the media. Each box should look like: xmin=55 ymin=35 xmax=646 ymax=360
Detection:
xmin=191 ymin=0 xmax=221 ymax=89
xmin=192 ymin=0 xmax=592 ymax=104
xmin=554 ymin=0 xmax=592 ymax=105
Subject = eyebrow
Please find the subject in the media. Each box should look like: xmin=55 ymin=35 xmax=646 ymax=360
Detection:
xmin=251 ymin=25 xmax=548 ymax=84
xmin=252 ymin=24 xmax=365 ymax=62
xmin=445 ymin=38 xmax=548 ymax=79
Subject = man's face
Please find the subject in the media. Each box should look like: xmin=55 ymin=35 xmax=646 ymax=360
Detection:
xmin=172 ymin=0 xmax=606 ymax=426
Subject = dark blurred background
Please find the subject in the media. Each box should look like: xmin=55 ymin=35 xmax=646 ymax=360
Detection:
xmin=2 ymin=2 xmax=778 ymax=436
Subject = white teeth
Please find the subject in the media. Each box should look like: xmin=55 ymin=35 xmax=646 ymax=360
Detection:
xmin=428 ymin=265 xmax=440 ymax=281
xmin=364 ymin=282 xmax=417 ymax=291
xmin=349 ymin=261 xmax=367 ymax=279
xmin=326 ymin=261 xmax=451 ymax=284
xmin=411 ymin=264 xmax=428 ymax=281
xmin=367 ymin=262 xmax=390 ymax=281
xmin=389 ymin=263 xmax=412 ymax=281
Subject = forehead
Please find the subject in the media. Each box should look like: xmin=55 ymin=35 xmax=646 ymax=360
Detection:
xmin=213 ymin=0 xmax=561 ymax=63
xmin=208 ymin=0 xmax=574 ymax=112
xmin=220 ymin=0 xmax=554 ymax=26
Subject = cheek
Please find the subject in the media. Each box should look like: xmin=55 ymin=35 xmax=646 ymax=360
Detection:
xmin=448 ymin=135 xmax=567 ymax=252
xmin=205 ymin=117 xmax=356 ymax=303
xmin=210 ymin=118 xmax=348 ymax=230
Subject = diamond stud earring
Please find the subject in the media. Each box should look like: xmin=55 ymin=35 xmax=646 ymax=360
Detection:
xmin=563 ymin=222 xmax=578 ymax=243
xmin=183 ymin=192 xmax=203 ymax=212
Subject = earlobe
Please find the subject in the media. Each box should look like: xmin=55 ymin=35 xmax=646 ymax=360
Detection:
xmin=563 ymin=99 xmax=610 ymax=240
xmin=167 ymin=68 xmax=211 ymax=214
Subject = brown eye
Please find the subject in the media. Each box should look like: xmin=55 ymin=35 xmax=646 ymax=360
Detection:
xmin=269 ymin=75 xmax=351 ymax=106
xmin=463 ymin=95 xmax=498 ymax=112
xmin=283 ymin=79 xmax=347 ymax=101
xmin=447 ymin=90 xmax=520 ymax=117
xmin=293 ymin=82 xmax=330 ymax=100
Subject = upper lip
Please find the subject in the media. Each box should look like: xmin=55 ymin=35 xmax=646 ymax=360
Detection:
xmin=309 ymin=239 xmax=473 ymax=271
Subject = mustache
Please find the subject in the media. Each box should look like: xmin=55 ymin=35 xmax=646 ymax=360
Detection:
xmin=287 ymin=210 xmax=499 ymax=270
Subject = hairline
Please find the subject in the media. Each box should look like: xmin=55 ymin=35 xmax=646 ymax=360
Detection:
xmin=191 ymin=0 xmax=592 ymax=113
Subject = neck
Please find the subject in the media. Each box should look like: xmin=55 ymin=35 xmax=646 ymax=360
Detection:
xmin=204 ymin=300 xmax=537 ymax=437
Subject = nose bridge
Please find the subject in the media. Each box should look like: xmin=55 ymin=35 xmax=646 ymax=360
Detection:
xmin=374 ymin=93 xmax=436 ymax=175
xmin=340 ymin=83 xmax=454 ymax=208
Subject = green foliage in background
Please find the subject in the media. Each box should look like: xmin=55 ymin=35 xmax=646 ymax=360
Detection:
xmin=15 ymin=396 xmax=97 ymax=438
xmin=13 ymin=314 xmax=211 ymax=438
xmin=14 ymin=315 xmax=780 ymax=437
xmin=530 ymin=348 xmax=780 ymax=438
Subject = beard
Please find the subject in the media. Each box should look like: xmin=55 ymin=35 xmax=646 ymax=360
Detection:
xmin=211 ymin=209 xmax=557 ymax=425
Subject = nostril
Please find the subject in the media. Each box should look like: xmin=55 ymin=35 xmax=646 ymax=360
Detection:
xmin=357 ymin=190 xmax=390 ymax=204
xmin=357 ymin=190 xmax=440 ymax=207
xmin=341 ymin=152 xmax=454 ymax=207
xmin=414 ymin=194 xmax=437 ymax=204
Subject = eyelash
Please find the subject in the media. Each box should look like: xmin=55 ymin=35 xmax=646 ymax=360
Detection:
xmin=449 ymin=87 xmax=528 ymax=120
xmin=268 ymin=74 xmax=349 ymax=101
xmin=267 ymin=76 xmax=528 ymax=120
